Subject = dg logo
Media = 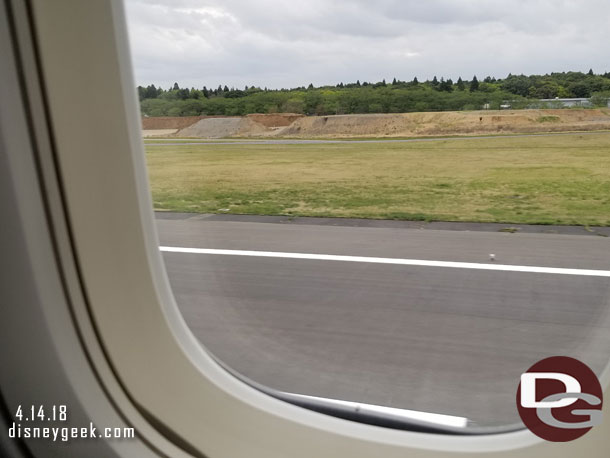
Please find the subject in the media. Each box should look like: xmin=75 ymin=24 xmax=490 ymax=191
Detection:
xmin=517 ymin=356 xmax=603 ymax=442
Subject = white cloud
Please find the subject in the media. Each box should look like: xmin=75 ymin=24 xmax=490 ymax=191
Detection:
xmin=124 ymin=0 xmax=610 ymax=89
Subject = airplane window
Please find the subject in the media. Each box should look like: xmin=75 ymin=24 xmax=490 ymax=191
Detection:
xmin=125 ymin=0 xmax=610 ymax=431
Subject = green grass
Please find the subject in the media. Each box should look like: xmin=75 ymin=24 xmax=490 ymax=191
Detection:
xmin=145 ymin=132 xmax=610 ymax=226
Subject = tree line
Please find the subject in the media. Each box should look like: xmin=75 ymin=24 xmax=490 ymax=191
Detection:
xmin=138 ymin=71 xmax=610 ymax=117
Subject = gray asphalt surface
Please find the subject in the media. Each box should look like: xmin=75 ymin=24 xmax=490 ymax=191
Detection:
xmin=144 ymin=130 xmax=610 ymax=147
xmin=157 ymin=214 xmax=610 ymax=427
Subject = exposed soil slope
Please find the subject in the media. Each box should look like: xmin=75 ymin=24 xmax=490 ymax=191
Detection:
xmin=275 ymin=110 xmax=610 ymax=137
xmin=177 ymin=117 xmax=269 ymax=138
xmin=246 ymin=113 xmax=303 ymax=127
xmin=142 ymin=116 xmax=206 ymax=130
xmin=142 ymin=109 xmax=610 ymax=138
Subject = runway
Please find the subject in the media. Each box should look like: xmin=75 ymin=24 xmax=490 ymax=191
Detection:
xmin=157 ymin=213 xmax=610 ymax=427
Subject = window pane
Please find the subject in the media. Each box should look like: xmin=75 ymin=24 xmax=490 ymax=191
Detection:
xmin=126 ymin=0 xmax=610 ymax=430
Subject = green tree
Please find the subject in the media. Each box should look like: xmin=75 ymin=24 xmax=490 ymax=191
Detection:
xmin=439 ymin=78 xmax=453 ymax=92
xmin=303 ymin=91 xmax=323 ymax=114
xmin=501 ymin=74 xmax=531 ymax=97
xmin=470 ymin=76 xmax=479 ymax=92
xmin=590 ymin=91 xmax=610 ymax=107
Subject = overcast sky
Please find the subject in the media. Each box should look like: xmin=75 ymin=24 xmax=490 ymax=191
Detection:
xmin=125 ymin=0 xmax=610 ymax=90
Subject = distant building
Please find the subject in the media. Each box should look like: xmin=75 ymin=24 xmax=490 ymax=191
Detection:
xmin=482 ymin=102 xmax=512 ymax=110
xmin=537 ymin=98 xmax=592 ymax=108
xmin=482 ymin=97 xmax=609 ymax=110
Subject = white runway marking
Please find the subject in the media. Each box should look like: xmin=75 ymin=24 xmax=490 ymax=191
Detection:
xmin=160 ymin=246 xmax=610 ymax=277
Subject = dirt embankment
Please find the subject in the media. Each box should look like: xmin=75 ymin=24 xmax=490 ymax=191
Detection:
xmin=142 ymin=116 xmax=207 ymax=130
xmin=275 ymin=110 xmax=610 ymax=137
xmin=142 ymin=109 xmax=610 ymax=138
xmin=245 ymin=113 xmax=304 ymax=127
xmin=177 ymin=117 xmax=270 ymax=138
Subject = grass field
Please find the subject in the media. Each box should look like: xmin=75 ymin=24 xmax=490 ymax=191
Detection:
xmin=145 ymin=132 xmax=610 ymax=226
